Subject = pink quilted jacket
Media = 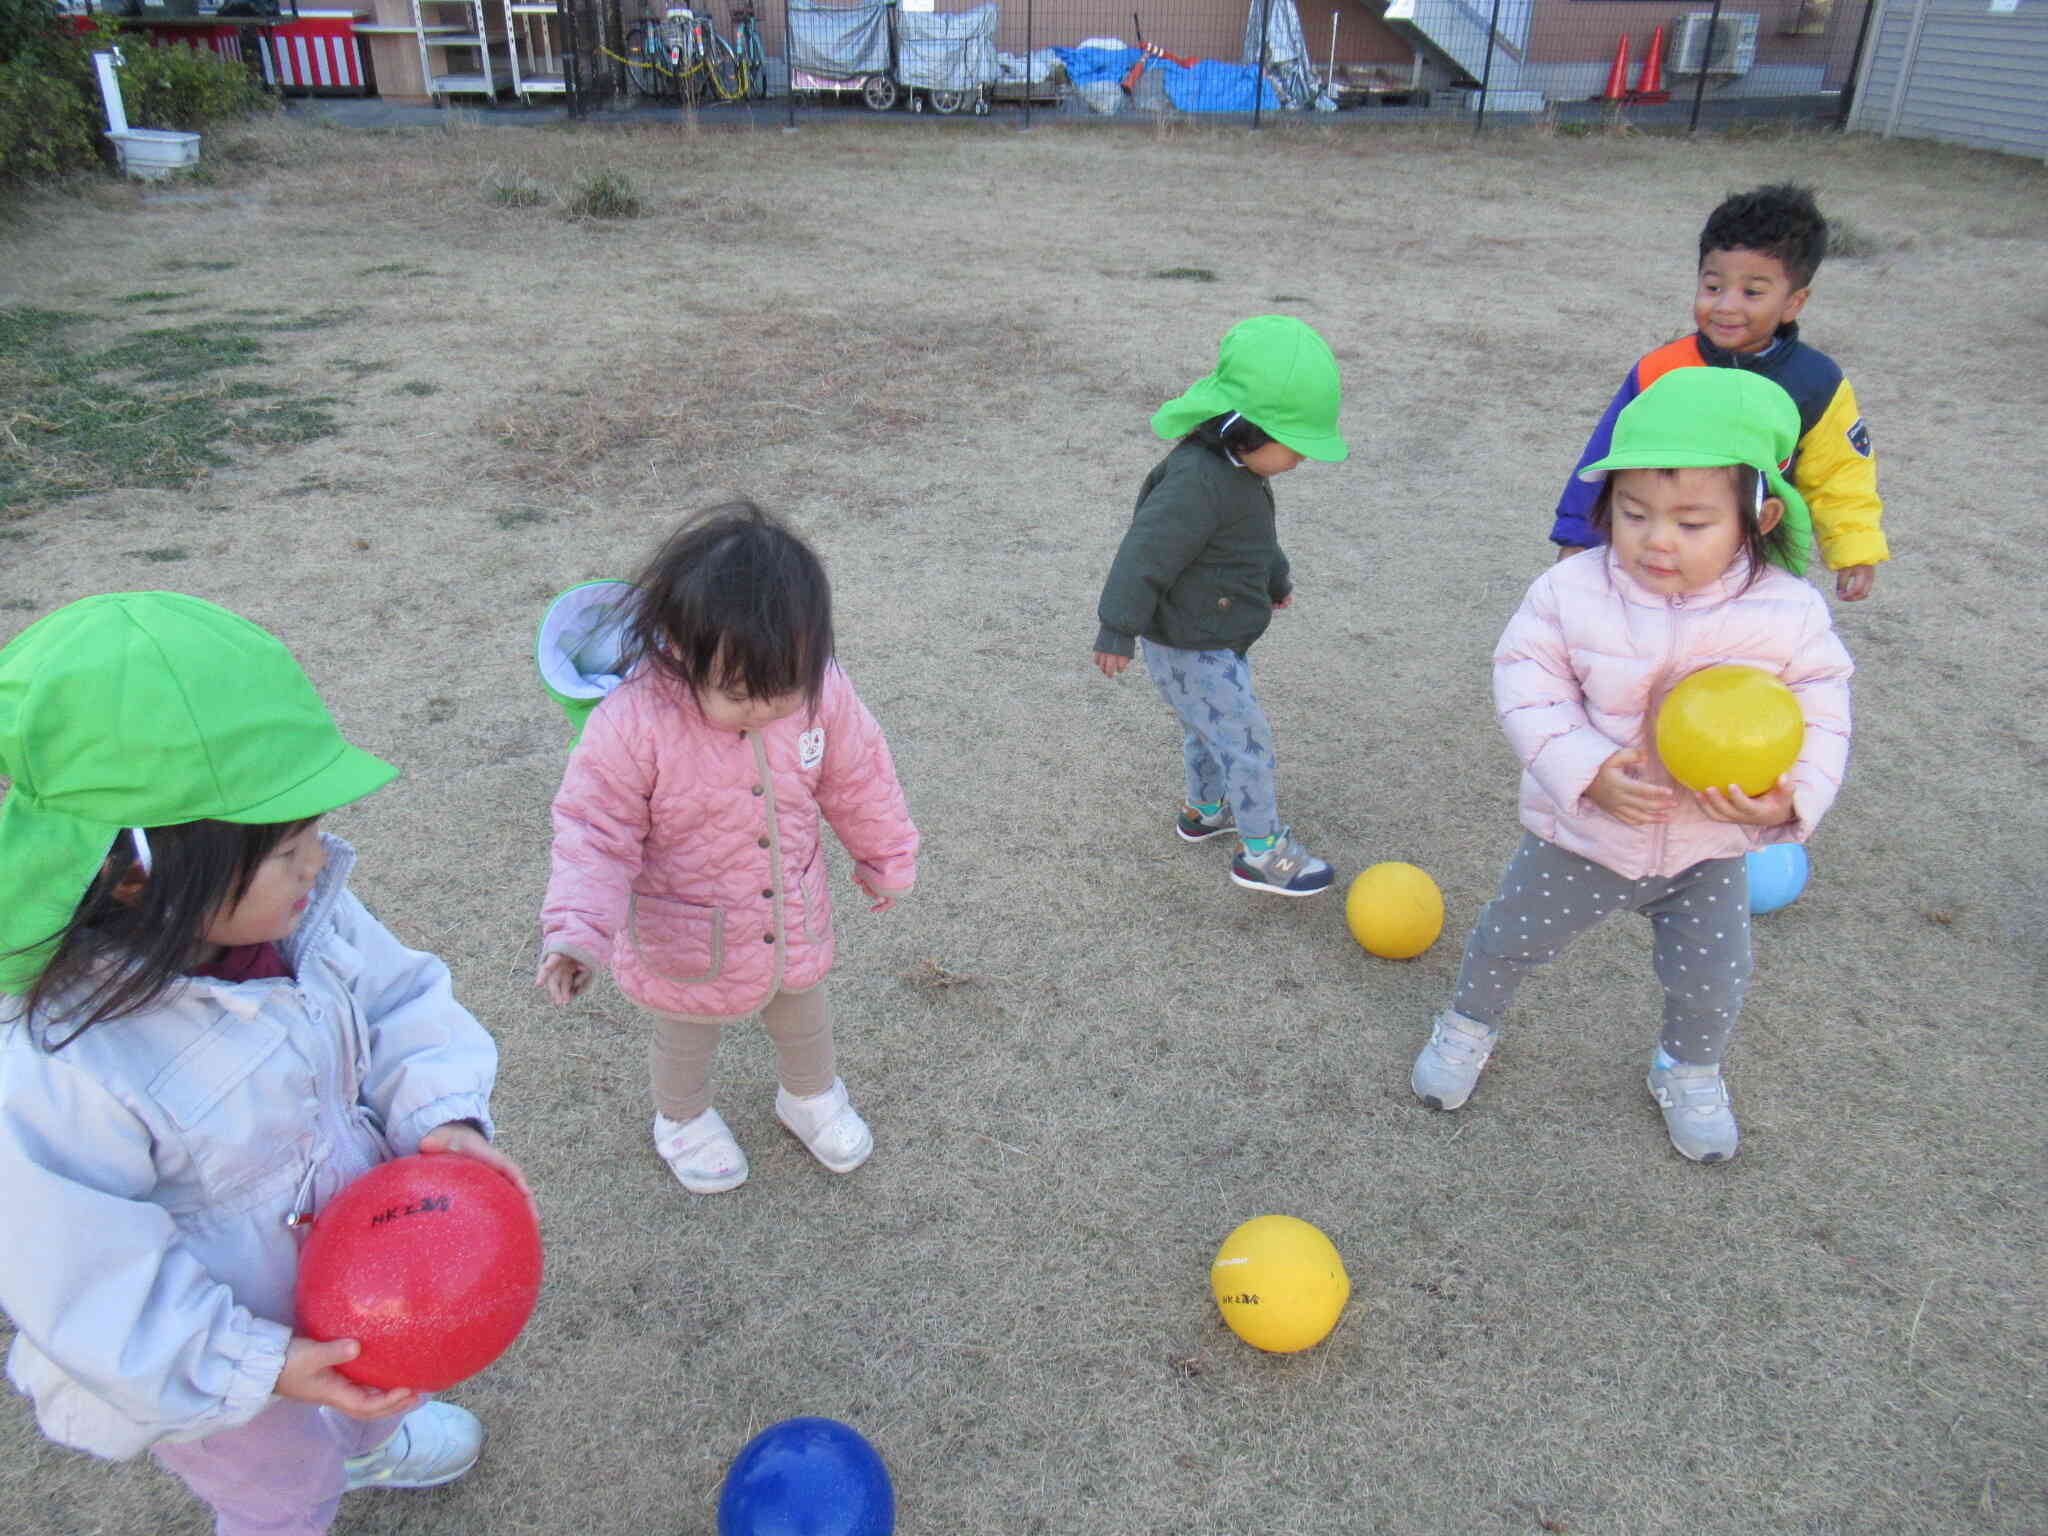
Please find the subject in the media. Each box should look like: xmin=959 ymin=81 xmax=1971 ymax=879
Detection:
xmin=541 ymin=662 xmax=918 ymax=1018
xmin=1496 ymin=548 xmax=1853 ymax=881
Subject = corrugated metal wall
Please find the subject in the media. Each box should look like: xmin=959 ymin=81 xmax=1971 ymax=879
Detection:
xmin=1849 ymin=0 xmax=2048 ymax=159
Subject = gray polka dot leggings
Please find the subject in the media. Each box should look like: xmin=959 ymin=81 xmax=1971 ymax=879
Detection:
xmin=1452 ymin=833 xmax=1753 ymax=1066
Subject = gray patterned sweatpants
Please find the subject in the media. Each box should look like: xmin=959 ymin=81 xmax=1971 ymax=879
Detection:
xmin=1140 ymin=639 xmax=1280 ymax=841
xmin=1452 ymin=834 xmax=1753 ymax=1066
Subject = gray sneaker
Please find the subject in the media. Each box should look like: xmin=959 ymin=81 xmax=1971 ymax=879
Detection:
xmin=344 ymin=1402 xmax=483 ymax=1492
xmin=1647 ymin=1061 xmax=1740 ymax=1163
xmin=1229 ymin=828 xmax=1334 ymax=896
xmin=1411 ymin=1010 xmax=1498 ymax=1111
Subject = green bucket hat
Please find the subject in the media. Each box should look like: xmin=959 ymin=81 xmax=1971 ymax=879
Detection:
xmin=1577 ymin=368 xmax=1813 ymax=576
xmin=535 ymin=579 xmax=635 ymax=744
xmin=1151 ymin=315 xmax=1349 ymax=463
xmin=0 ymin=593 xmax=396 ymax=993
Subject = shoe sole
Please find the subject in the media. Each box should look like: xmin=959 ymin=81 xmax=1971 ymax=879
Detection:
xmin=1176 ymin=823 xmax=1235 ymax=842
xmin=669 ymin=1164 xmax=749 ymax=1193
xmin=777 ymin=1113 xmax=872 ymax=1174
xmin=351 ymin=1454 xmax=480 ymax=1491
xmin=1228 ymin=869 xmax=1334 ymax=897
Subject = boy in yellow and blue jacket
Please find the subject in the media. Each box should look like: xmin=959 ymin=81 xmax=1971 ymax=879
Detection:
xmin=1550 ymin=184 xmax=1890 ymax=601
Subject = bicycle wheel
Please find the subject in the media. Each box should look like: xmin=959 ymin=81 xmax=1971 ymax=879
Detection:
xmin=861 ymin=74 xmax=898 ymax=111
xmin=623 ymin=26 xmax=661 ymax=96
xmin=705 ymin=35 xmax=743 ymax=101
xmin=928 ymin=88 xmax=966 ymax=114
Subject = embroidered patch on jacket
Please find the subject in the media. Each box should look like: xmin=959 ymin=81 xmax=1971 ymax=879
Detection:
xmin=1846 ymin=418 xmax=1872 ymax=458
xmin=797 ymin=728 xmax=825 ymax=769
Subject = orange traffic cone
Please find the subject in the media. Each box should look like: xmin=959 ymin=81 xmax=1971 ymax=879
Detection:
xmin=1602 ymin=34 xmax=1632 ymax=102
xmin=1632 ymin=25 xmax=1668 ymax=100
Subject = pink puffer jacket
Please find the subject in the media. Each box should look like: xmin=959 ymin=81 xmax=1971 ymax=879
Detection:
xmin=542 ymin=662 xmax=918 ymax=1018
xmin=1496 ymin=548 xmax=1853 ymax=881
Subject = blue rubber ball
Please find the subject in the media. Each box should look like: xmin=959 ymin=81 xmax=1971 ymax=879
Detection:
xmin=718 ymin=1417 xmax=894 ymax=1536
xmin=1746 ymin=843 xmax=1810 ymax=916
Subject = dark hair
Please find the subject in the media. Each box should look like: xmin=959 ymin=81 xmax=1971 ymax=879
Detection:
xmin=15 ymin=818 xmax=309 ymax=1049
xmin=1182 ymin=412 xmax=1275 ymax=460
xmin=622 ymin=500 xmax=833 ymax=712
xmin=1589 ymin=465 xmax=1792 ymax=591
xmin=1699 ymin=183 xmax=1828 ymax=290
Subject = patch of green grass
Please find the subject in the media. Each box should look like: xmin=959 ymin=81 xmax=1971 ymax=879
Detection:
xmin=126 ymin=546 xmax=190 ymax=562
xmin=0 ymin=306 xmax=347 ymax=513
xmin=567 ymin=171 xmax=642 ymax=221
xmin=1149 ymin=267 xmax=1216 ymax=281
xmin=160 ymin=259 xmax=236 ymax=273
xmin=1266 ymin=293 xmax=1311 ymax=303
xmin=1826 ymin=216 xmax=1889 ymax=260
xmin=0 ymin=597 xmax=35 ymax=610
xmin=398 ymin=380 xmax=438 ymax=397
xmin=358 ymin=261 xmax=429 ymax=277
xmin=117 ymin=290 xmax=195 ymax=305
xmin=265 ymin=307 xmax=361 ymax=334
xmin=494 ymin=508 xmax=545 ymax=528
xmin=236 ymin=398 xmax=341 ymax=448
xmin=483 ymin=171 xmax=549 ymax=208
xmin=86 ymin=322 xmax=269 ymax=384
xmin=335 ymin=357 xmax=398 ymax=379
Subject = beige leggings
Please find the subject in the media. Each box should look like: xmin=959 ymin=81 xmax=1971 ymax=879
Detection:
xmin=645 ymin=985 xmax=834 ymax=1124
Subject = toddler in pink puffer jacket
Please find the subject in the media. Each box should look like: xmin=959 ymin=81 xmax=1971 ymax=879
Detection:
xmin=1409 ymin=369 xmax=1853 ymax=1165
xmin=537 ymin=503 xmax=918 ymax=1194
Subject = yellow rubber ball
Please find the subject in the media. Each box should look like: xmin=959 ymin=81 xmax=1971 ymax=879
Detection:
xmin=1210 ymin=1214 xmax=1350 ymax=1353
xmin=1655 ymin=664 xmax=1804 ymax=796
xmin=1345 ymin=862 xmax=1444 ymax=960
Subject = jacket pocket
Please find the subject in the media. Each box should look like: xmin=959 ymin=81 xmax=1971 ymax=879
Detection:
xmin=149 ymin=1011 xmax=302 ymax=1206
xmin=627 ymin=893 xmax=725 ymax=984
xmin=797 ymin=847 xmax=831 ymax=943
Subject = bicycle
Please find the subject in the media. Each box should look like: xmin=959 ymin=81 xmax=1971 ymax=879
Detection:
xmin=732 ymin=3 xmax=766 ymax=100
xmin=616 ymin=6 xmax=755 ymax=104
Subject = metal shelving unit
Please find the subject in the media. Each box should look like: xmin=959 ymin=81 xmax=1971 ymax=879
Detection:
xmin=503 ymin=0 xmax=566 ymax=101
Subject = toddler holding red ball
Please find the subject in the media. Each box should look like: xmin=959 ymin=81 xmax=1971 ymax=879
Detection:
xmin=0 ymin=594 xmax=529 ymax=1536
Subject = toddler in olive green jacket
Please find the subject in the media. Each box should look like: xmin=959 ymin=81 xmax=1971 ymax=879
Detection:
xmin=1091 ymin=315 xmax=1349 ymax=898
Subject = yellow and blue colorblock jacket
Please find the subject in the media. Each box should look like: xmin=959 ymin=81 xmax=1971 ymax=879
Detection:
xmin=1550 ymin=324 xmax=1889 ymax=573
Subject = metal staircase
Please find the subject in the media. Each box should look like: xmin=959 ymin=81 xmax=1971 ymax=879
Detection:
xmin=1375 ymin=0 xmax=1543 ymax=106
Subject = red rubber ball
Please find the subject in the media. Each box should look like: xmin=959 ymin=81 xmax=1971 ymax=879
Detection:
xmin=294 ymin=1154 xmax=542 ymax=1392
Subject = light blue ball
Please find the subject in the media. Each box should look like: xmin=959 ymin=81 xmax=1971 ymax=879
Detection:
xmin=1746 ymin=843 xmax=1810 ymax=916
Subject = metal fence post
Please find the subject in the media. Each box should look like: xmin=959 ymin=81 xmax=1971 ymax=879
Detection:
xmin=783 ymin=0 xmax=796 ymax=127
xmin=1021 ymin=0 xmax=1032 ymax=129
xmin=1688 ymin=0 xmax=1725 ymax=132
xmin=1837 ymin=0 xmax=1879 ymax=125
xmin=1474 ymin=0 xmax=1501 ymax=133
xmin=1252 ymin=0 xmax=1271 ymax=129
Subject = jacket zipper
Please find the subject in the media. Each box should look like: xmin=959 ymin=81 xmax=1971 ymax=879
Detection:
xmin=1646 ymin=592 xmax=1687 ymax=875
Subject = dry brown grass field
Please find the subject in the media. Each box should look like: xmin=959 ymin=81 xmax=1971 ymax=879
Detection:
xmin=1 ymin=110 xmax=2044 ymax=1536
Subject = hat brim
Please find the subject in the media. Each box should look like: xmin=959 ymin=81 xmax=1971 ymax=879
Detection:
xmin=225 ymin=741 xmax=396 ymax=826
xmin=1267 ymin=427 xmax=1349 ymax=463
xmin=1576 ymin=451 xmax=1812 ymax=576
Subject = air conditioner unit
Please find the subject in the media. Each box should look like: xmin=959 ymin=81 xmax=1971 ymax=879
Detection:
xmin=1670 ymin=11 xmax=1759 ymax=74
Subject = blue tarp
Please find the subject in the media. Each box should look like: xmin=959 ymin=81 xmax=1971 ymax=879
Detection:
xmin=1051 ymin=46 xmax=1280 ymax=112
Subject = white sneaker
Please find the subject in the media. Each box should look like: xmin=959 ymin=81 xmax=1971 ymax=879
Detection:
xmin=1410 ymin=1010 xmax=1498 ymax=1111
xmin=653 ymin=1108 xmax=749 ymax=1193
xmin=1647 ymin=1061 xmax=1740 ymax=1164
xmin=343 ymin=1402 xmax=483 ymax=1492
xmin=776 ymin=1078 xmax=873 ymax=1173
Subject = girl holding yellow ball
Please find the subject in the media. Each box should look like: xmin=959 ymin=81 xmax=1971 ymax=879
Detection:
xmin=1410 ymin=369 xmax=1853 ymax=1164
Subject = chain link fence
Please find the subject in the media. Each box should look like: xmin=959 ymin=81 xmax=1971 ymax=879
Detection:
xmin=548 ymin=0 xmax=1875 ymax=131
